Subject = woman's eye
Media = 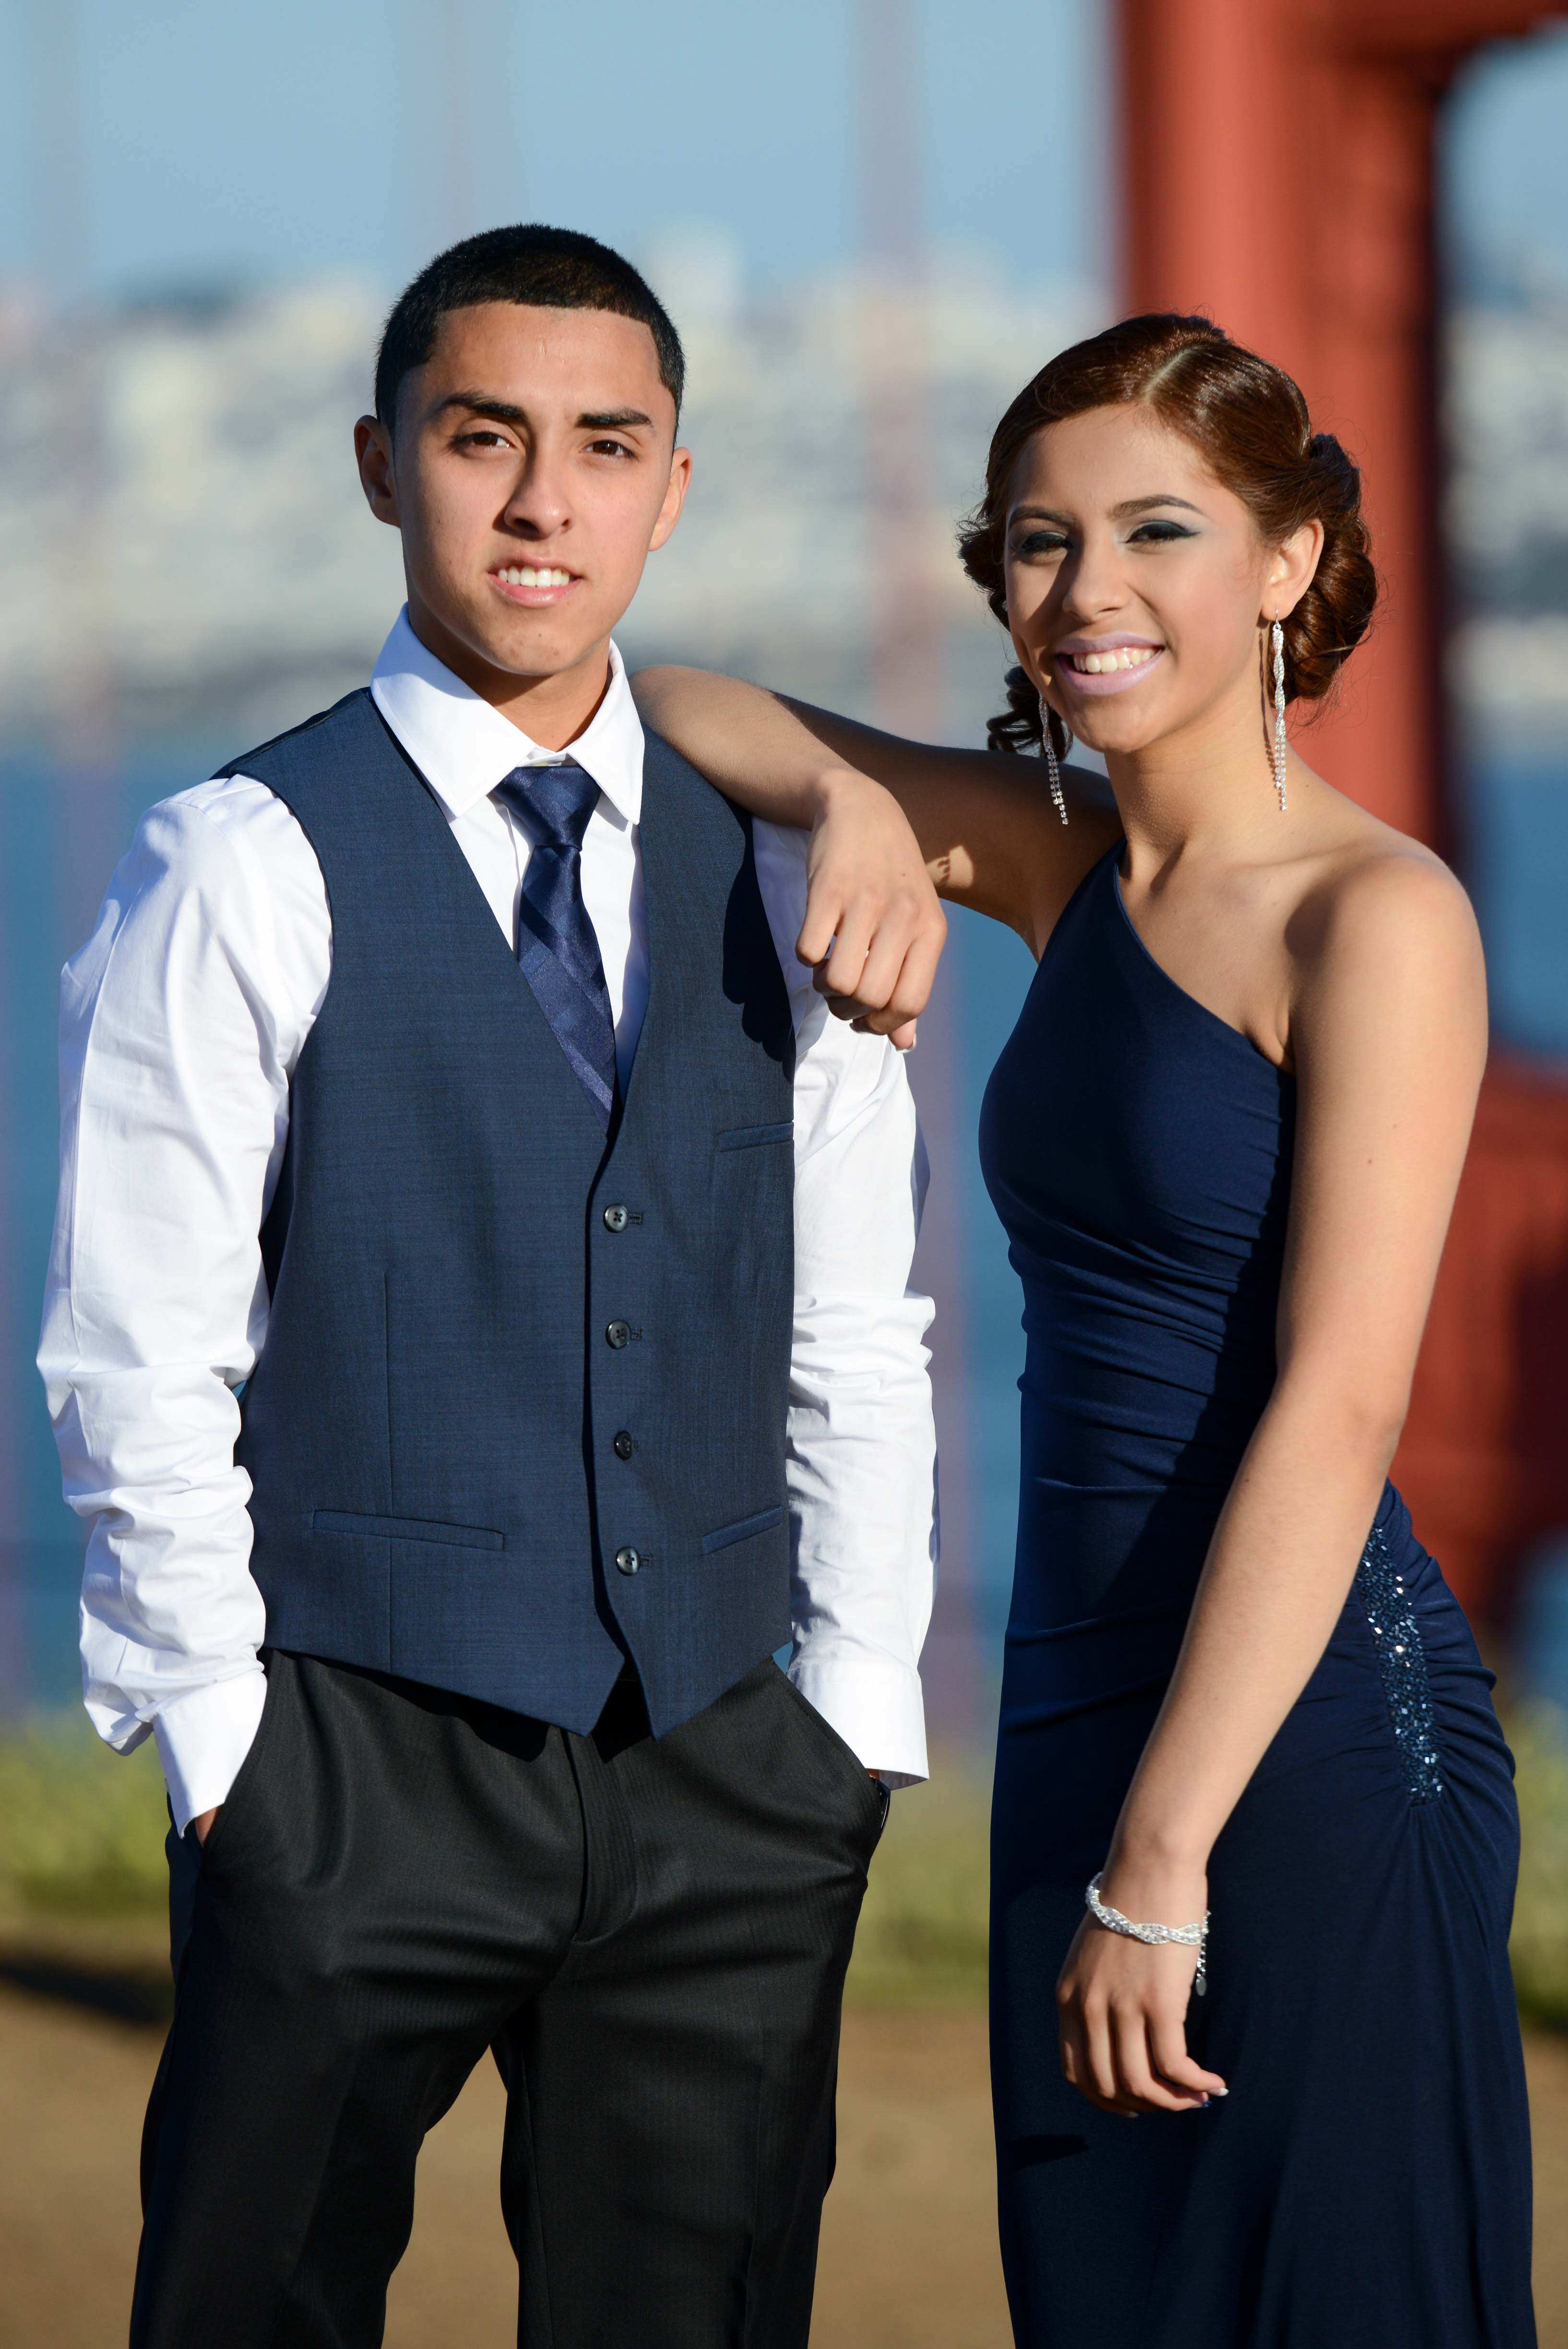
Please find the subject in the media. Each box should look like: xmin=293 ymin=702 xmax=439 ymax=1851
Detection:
xmin=1128 ymin=520 xmax=1196 ymax=544
xmin=1013 ymin=530 xmax=1069 ymax=558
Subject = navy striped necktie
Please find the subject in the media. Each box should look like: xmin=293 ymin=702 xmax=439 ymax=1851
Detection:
xmin=492 ymin=761 xmax=618 ymax=1129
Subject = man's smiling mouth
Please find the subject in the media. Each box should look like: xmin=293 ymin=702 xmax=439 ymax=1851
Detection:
xmin=488 ymin=565 xmax=580 ymax=607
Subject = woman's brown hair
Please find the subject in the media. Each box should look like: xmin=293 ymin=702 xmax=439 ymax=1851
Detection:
xmin=956 ymin=311 xmax=1378 ymax=757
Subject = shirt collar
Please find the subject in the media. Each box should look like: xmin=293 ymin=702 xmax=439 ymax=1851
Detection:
xmin=369 ymin=606 xmax=644 ymax=829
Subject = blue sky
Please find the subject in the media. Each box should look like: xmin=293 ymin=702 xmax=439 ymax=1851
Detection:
xmin=0 ymin=0 xmax=1109 ymax=307
xmin=3 ymin=0 xmax=1564 ymax=314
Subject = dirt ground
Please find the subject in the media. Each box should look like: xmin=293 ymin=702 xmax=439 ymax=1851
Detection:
xmin=2 ymin=1934 xmax=1565 ymax=2347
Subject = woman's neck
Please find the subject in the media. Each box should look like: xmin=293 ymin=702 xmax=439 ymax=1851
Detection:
xmin=1103 ymin=669 xmax=1297 ymax=872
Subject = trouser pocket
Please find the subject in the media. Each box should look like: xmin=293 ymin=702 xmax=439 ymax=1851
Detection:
xmin=776 ymin=1669 xmax=890 ymax=1846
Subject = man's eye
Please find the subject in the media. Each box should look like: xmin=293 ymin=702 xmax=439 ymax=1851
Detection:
xmin=459 ymin=430 xmax=512 ymax=450
xmin=588 ymin=439 xmax=634 ymax=459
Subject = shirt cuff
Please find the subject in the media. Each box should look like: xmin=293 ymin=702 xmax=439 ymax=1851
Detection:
xmin=152 ymin=1666 xmax=270 ymax=1836
xmin=787 ymin=1656 xmax=928 ymax=1787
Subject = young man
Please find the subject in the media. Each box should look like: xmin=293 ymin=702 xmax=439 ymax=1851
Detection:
xmin=39 ymin=225 xmax=936 ymax=2349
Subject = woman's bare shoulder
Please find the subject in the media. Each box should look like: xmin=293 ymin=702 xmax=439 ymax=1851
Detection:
xmin=1284 ymin=794 xmax=1483 ymax=1009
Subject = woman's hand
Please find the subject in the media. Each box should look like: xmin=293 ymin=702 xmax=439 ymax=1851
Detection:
xmin=1056 ymin=1860 xmax=1227 ymax=2116
xmin=798 ymin=767 xmax=947 ymax=1044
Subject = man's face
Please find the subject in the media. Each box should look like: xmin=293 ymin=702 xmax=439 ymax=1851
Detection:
xmin=356 ymin=301 xmax=689 ymax=712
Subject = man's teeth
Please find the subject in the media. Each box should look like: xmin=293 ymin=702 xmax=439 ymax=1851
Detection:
xmin=1065 ymin=646 xmax=1160 ymax=674
xmin=497 ymin=567 xmax=572 ymax=587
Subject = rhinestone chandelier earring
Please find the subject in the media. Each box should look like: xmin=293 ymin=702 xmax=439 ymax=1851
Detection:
xmin=1271 ymin=617 xmax=1288 ymax=814
xmin=1038 ymin=693 xmax=1069 ymax=825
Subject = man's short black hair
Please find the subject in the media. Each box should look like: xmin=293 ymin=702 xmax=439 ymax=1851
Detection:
xmin=374 ymin=224 xmax=685 ymax=433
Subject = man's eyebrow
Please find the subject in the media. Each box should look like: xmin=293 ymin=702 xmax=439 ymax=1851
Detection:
xmin=429 ymin=391 xmax=530 ymax=427
xmin=426 ymin=394 xmax=657 ymax=434
xmin=577 ymin=408 xmax=654 ymax=431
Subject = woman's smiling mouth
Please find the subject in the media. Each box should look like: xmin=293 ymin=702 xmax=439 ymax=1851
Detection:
xmin=1052 ymin=638 xmax=1166 ymax=696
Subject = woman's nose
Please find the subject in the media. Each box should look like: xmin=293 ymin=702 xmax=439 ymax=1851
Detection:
xmin=1060 ymin=538 xmax=1128 ymax=620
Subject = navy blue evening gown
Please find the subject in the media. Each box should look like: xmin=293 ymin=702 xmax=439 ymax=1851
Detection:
xmin=979 ymin=844 xmax=1534 ymax=2347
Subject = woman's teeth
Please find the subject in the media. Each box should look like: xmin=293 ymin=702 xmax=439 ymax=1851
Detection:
xmin=497 ymin=566 xmax=572 ymax=587
xmin=1063 ymin=646 xmax=1159 ymax=675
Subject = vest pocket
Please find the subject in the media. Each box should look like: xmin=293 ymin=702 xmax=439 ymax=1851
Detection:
xmin=312 ymin=1509 xmax=505 ymax=1552
xmin=701 ymin=1504 xmax=785 ymax=1555
xmin=714 ymin=1121 xmax=794 ymax=1151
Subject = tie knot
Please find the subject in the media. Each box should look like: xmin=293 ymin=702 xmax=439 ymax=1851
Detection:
xmin=494 ymin=760 xmax=599 ymax=853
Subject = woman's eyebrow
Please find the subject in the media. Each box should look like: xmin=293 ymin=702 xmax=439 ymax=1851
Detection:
xmin=1108 ymin=495 xmax=1206 ymax=518
xmin=1007 ymin=495 xmax=1208 ymax=527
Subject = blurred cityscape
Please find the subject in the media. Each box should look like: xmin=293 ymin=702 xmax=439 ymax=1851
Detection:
xmin=5 ymin=261 xmax=1568 ymax=754
xmin=0 ymin=250 xmax=1096 ymax=738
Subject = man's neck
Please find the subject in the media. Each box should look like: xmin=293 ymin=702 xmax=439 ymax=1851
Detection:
xmin=404 ymin=598 xmax=614 ymax=751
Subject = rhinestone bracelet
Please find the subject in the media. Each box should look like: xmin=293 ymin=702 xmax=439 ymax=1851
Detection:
xmin=1085 ymin=1872 xmax=1210 ymax=1996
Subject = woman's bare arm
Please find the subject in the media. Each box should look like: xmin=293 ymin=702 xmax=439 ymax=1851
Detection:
xmin=633 ymin=667 xmax=1118 ymax=994
xmin=1054 ymin=847 xmax=1488 ymax=2118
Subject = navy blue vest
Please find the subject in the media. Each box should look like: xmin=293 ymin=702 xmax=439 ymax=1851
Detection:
xmin=227 ymin=690 xmax=796 ymax=1737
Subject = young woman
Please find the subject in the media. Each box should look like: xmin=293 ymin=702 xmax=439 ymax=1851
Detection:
xmin=634 ymin=314 xmax=1534 ymax=2347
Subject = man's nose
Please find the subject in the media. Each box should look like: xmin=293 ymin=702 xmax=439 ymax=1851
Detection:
xmin=501 ymin=452 xmax=571 ymax=541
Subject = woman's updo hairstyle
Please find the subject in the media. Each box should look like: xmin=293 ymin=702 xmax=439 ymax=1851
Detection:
xmin=957 ymin=311 xmax=1378 ymax=756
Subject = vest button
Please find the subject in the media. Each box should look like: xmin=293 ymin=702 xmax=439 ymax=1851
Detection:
xmin=603 ymin=1204 xmax=629 ymax=1233
xmin=606 ymin=1320 xmax=631 ymax=1348
xmin=614 ymin=1546 xmax=641 ymax=1575
xmin=613 ymin=1431 xmax=636 ymax=1460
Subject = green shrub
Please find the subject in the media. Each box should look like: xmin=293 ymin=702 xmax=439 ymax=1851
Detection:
xmin=0 ymin=1714 xmax=168 ymax=1916
xmin=847 ymin=1761 xmax=991 ymax=2007
xmin=1509 ymin=1699 xmax=1568 ymax=2030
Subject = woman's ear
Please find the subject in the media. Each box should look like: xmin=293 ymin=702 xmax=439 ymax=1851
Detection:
xmin=1265 ymin=518 xmax=1325 ymax=621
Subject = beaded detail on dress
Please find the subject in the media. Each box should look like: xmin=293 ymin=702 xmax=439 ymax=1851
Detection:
xmin=1355 ymin=1522 xmax=1443 ymax=1803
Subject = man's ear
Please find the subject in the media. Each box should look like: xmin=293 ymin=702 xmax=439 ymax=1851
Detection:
xmin=355 ymin=415 xmax=401 ymax=529
xmin=648 ymin=445 xmax=693 ymax=553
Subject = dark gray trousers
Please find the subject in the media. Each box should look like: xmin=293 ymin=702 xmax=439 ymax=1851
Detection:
xmin=133 ymin=1651 xmax=886 ymax=2349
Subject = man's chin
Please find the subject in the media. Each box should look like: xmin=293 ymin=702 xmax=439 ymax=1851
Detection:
xmin=419 ymin=599 xmax=611 ymax=692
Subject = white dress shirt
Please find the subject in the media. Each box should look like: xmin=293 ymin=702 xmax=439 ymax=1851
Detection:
xmin=39 ymin=613 xmax=937 ymax=1833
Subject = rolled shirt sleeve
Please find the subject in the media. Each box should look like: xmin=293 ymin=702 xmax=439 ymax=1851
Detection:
xmin=37 ymin=779 xmax=329 ymax=1833
xmin=752 ymin=821 xmax=938 ymax=1787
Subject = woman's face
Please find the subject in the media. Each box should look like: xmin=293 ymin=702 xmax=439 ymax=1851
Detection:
xmin=1003 ymin=404 xmax=1310 ymax=760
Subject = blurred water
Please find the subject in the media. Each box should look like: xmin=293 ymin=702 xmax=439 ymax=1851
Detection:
xmin=1463 ymin=745 xmax=1568 ymax=1062
xmin=0 ymin=730 xmax=242 ymax=1707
